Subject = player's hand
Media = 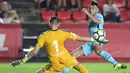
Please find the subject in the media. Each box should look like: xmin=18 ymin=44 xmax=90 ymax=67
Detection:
xmin=82 ymin=8 xmax=89 ymax=14
xmin=12 ymin=60 xmax=22 ymax=67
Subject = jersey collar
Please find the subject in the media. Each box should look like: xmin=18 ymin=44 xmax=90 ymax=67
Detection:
xmin=50 ymin=29 xmax=58 ymax=31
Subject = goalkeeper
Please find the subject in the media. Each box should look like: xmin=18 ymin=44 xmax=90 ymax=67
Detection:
xmin=11 ymin=16 xmax=108 ymax=73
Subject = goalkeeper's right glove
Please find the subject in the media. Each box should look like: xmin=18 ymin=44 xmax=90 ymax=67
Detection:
xmin=12 ymin=60 xmax=23 ymax=67
xmin=12 ymin=55 xmax=28 ymax=67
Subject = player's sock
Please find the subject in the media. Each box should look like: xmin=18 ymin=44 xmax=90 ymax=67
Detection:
xmin=74 ymin=64 xmax=89 ymax=73
xmin=100 ymin=50 xmax=118 ymax=65
xmin=62 ymin=68 xmax=70 ymax=73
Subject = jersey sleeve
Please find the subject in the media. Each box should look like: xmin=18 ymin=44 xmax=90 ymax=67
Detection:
xmin=95 ymin=14 xmax=104 ymax=24
xmin=62 ymin=30 xmax=77 ymax=40
xmin=36 ymin=34 xmax=45 ymax=48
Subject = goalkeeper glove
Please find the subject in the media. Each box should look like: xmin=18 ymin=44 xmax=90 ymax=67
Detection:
xmin=12 ymin=55 xmax=28 ymax=67
xmin=12 ymin=60 xmax=24 ymax=67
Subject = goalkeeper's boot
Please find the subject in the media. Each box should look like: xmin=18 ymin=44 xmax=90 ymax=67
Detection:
xmin=114 ymin=63 xmax=127 ymax=70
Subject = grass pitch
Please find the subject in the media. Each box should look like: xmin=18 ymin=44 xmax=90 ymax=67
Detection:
xmin=0 ymin=62 xmax=130 ymax=73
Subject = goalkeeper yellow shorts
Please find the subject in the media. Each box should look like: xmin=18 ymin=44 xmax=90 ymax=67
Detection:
xmin=43 ymin=54 xmax=78 ymax=72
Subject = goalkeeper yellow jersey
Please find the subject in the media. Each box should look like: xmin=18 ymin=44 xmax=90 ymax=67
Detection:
xmin=36 ymin=29 xmax=77 ymax=57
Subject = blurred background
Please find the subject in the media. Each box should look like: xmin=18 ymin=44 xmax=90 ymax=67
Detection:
xmin=0 ymin=0 xmax=130 ymax=73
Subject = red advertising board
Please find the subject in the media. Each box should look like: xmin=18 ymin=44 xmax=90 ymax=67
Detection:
xmin=0 ymin=24 xmax=22 ymax=58
xmin=0 ymin=24 xmax=130 ymax=62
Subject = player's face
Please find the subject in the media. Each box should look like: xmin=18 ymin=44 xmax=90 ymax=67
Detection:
xmin=90 ymin=5 xmax=99 ymax=15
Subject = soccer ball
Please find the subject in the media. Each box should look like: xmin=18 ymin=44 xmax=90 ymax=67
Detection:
xmin=93 ymin=29 xmax=106 ymax=42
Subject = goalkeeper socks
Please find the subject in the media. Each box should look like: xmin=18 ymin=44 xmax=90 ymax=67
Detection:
xmin=100 ymin=50 xmax=118 ymax=65
xmin=62 ymin=68 xmax=70 ymax=73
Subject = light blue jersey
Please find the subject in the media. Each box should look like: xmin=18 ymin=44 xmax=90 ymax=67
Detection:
xmin=88 ymin=13 xmax=104 ymax=38
xmin=62 ymin=13 xmax=118 ymax=73
xmin=82 ymin=13 xmax=104 ymax=55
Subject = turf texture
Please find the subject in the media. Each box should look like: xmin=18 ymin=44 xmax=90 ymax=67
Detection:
xmin=0 ymin=63 xmax=130 ymax=73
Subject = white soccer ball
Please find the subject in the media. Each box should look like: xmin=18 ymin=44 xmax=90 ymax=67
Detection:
xmin=93 ymin=29 xmax=106 ymax=42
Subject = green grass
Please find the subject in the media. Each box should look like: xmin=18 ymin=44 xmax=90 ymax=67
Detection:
xmin=0 ymin=62 xmax=130 ymax=73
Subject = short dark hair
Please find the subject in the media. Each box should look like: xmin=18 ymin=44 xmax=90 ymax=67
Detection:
xmin=49 ymin=16 xmax=60 ymax=25
xmin=90 ymin=1 xmax=99 ymax=8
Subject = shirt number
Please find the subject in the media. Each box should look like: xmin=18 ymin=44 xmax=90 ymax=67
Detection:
xmin=52 ymin=40 xmax=59 ymax=53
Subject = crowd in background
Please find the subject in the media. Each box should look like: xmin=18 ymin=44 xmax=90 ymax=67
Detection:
xmin=35 ymin=0 xmax=82 ymax=11
xmin=36 ymin=0 xmax=123 ymax=23
xmin=0 ymin=0 xmax=127 ymax=24
xmin=0 ymin=1 xmax=20 ymax=24
xmin=103 ymin=0 xmax=122 ymax=22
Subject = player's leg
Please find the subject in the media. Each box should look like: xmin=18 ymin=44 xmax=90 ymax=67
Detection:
xmin=81 ymin=42 xmax=94 ymax=56
xmin=71 ymin=42 xmax=94 ymax=58
xmin=73 ymin=63 xmax=89 ymax=73
xmin=71 ymin=46 xmax=85 ymax=58
xmin=37 ymin=68 xmax=56 ymax=73
xmin=66 ymin=55 xmax=89 ymax=73
xmin=61 ymin=68 xmax=70 ymax=73
xmin=62 ymin=62 xmax=89 ymax=73
xmin=62 ymin=42 xmax=94 ymax=73
xmin=93 ymin=43 xmax=127 ymax=70
xmin=36 ymin=64 xmax=57 ymax=73
xmin=61 ymin=46 xmax=84 ymax=73
xmin=72 ymin=42 xmax=93 ymax=73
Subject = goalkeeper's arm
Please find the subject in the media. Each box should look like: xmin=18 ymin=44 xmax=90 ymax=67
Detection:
xmin=12 ymin=44 xmax=41 ymax=67
xmin=75 ymin=35 xmax=108 ymax=44
xmin=75 ymin=35 xmax=94 ymax=42
xmin=22 ymin=44 xmax=40 ymax=63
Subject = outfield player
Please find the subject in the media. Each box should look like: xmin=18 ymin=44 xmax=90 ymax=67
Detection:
xmin=11 ymin=16 xmax=107 ymax=73
xmin=62 ymin=1 xmax=127 ymax=73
